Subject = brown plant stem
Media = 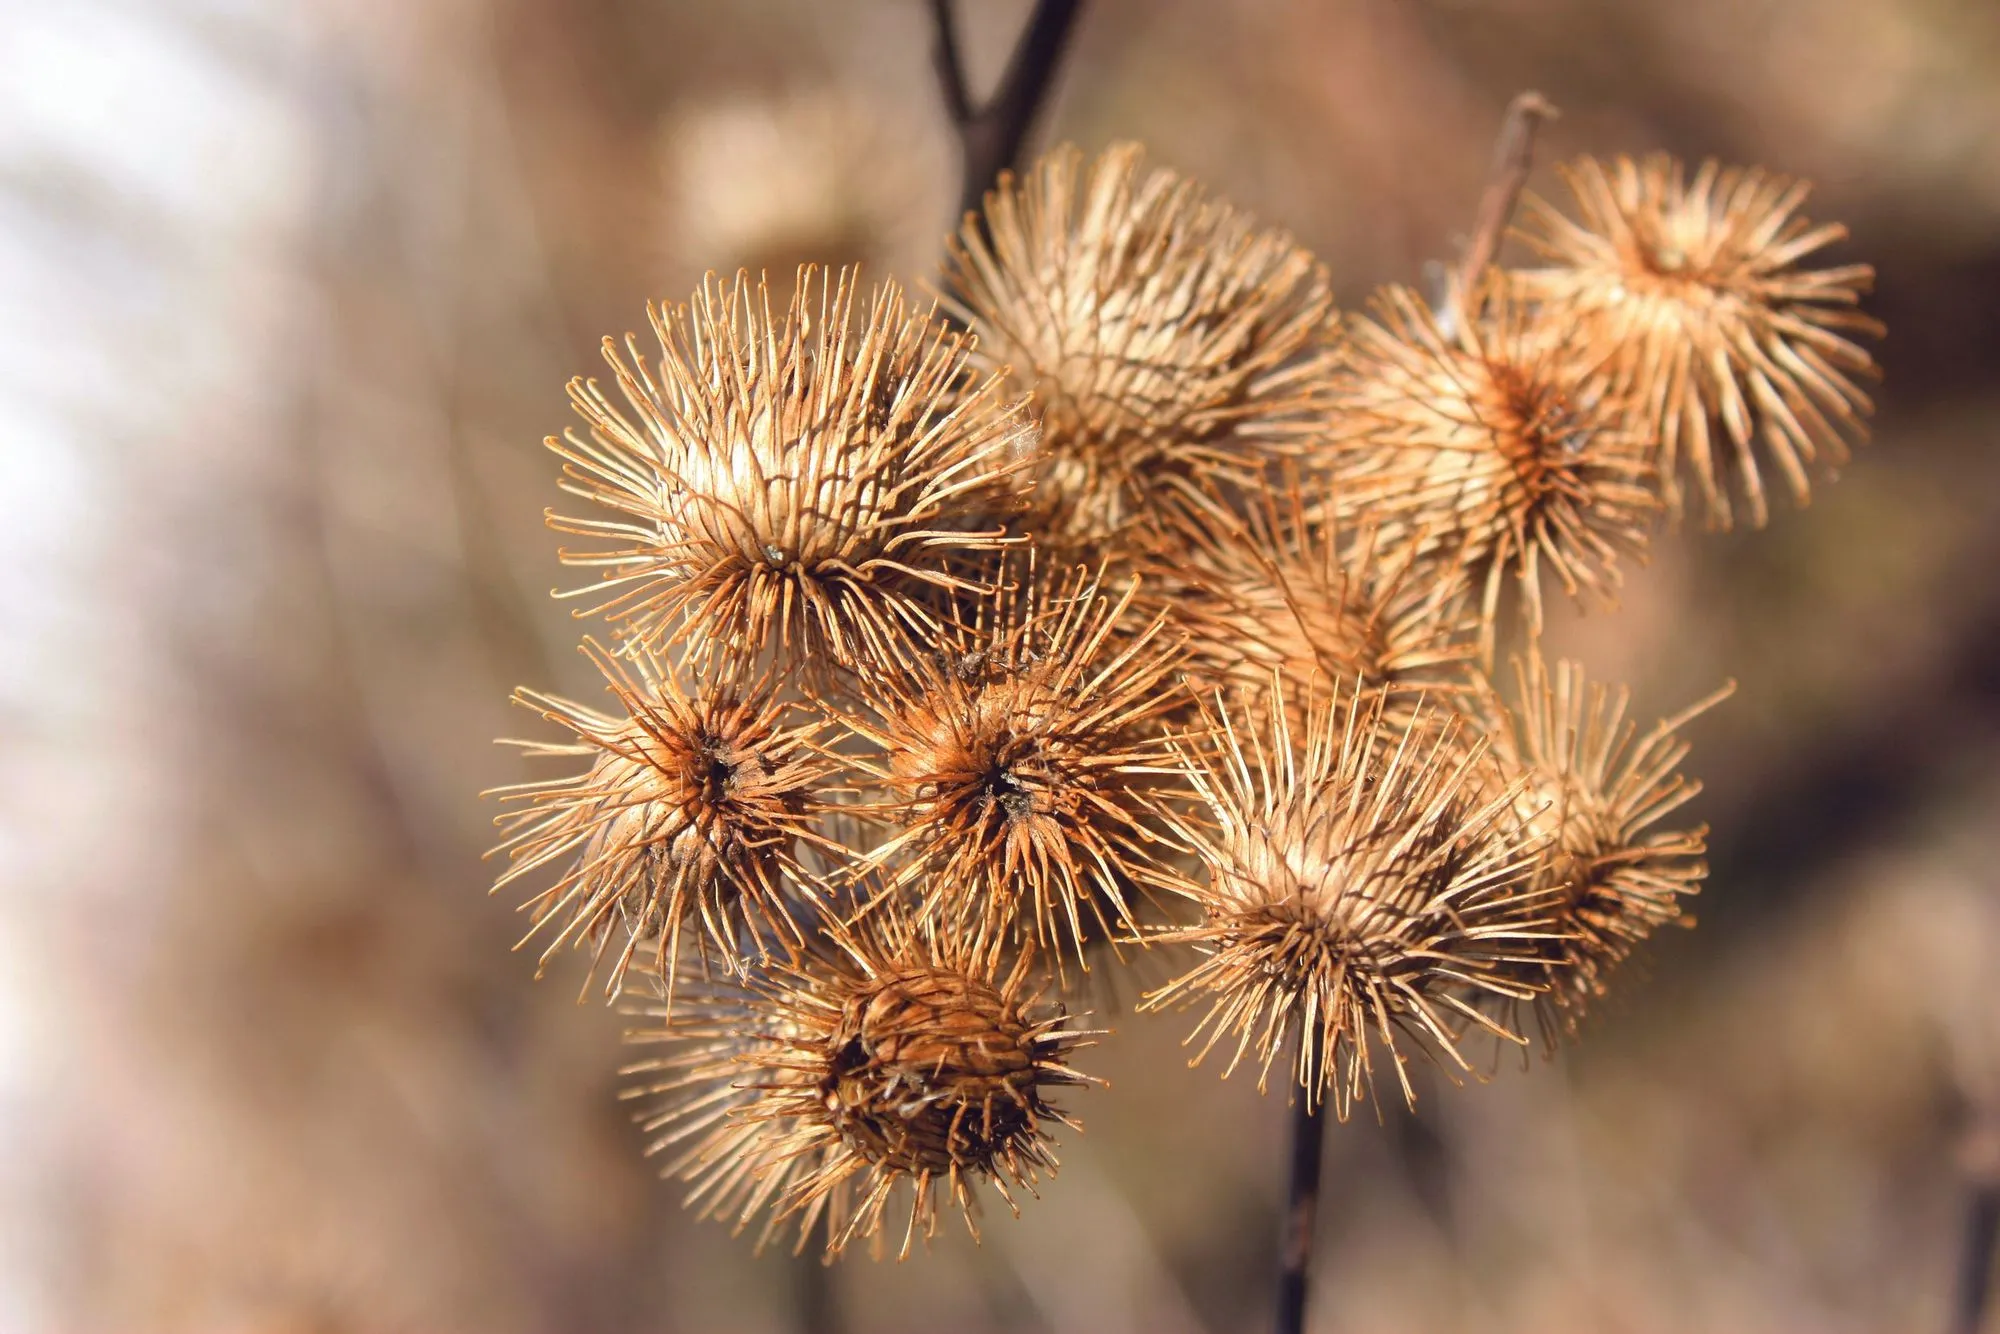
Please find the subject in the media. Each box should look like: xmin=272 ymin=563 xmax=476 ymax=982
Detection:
xmin=1953 ymin=1181 xmax=2000 ymax=1334
xmin=1274 ymin=1072 xmax=1328 ymax=1334
xmin=929 ymin=0 xmax=1085 ymax=227
xmin=798 ymin=1249 xmax=842 ymax=1334
xmin=1448 ymin=90 xmax=1558 ymax=336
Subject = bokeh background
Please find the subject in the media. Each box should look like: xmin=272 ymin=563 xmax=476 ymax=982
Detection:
xmin=5 ymin=0 xmax=2000 ymax=1330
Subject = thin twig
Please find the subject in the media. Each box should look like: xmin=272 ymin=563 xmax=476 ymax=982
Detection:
xmin=797 ymin=1219 xmax=844 ymax=1334
xmin=1952 ymin=1124 xmax=2000 ymax=1334
xmin=928 ymin=0 xmax=1085 ymax=227
xmin=1952 ymin=1184 xmax=1999 ymax=1334
xmin=1447 ymin=90 xmax=1558 ymax=338
xmin=1273 ymin=1075 xmax=1328 ymax=1334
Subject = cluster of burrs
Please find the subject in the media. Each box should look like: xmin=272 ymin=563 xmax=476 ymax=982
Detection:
xmin=487 ymin=140 xmax=1879 ymax=1259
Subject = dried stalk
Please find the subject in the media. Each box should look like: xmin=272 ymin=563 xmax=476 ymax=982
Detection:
xmin=1274 ymin=1042 xmax=1328 ymax=1334
xmin=929 ymin=0 xmax=1085 ymax=227
xmin=1952 ymin=1120 xmax=2000 ymax=1334
xmin=1951 ymin=1184 xmax=1998 ymax=1334
xmin=1444 ymin=90 xmax=1558 ymax=339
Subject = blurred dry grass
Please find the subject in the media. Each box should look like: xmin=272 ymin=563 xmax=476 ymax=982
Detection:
xmin=4 ymin=0 xmax=2000 ymax=1330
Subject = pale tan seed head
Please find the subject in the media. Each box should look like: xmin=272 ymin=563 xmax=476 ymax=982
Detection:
xmin=486 ymin=639 xmax=839 ymax=1001
xmin=1134 ymin=474 xmax=1480 ymax=732
xmin=1514 ymin=153 xmax=1882 ymax=529
xmin=1464 ymin=649 xmax=1732 ymax=1044
xmin=549 ymin=266 xmax=1037 ymax=671
xmin=944 ymin=142 xmax=1338 ymax=550
xmin=836 ymin=557 xmax=1188 ymax=968
xmin=1316 ymin=280 xmax=1659 ymax=653
xmin=1141 ymin=680 xmax=1556 ymax=1118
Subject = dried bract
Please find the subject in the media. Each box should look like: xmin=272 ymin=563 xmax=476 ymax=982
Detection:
xmin=1142 ymin=683 xmax=1553 ymax=1117
xmin=549 ymin=266 xmax=1036 ymax=669
xmin=944 ymin=142 xmax=1337 ymax=548
xmin=1516 ymin=154 xmax=1882 ymax=528
xmin=488 ymin=639 xmax=836 ymax=1000
xmin=1319 ymin=282 xmax=1658 ymax=646
xmin=840 ymin=560 xmax=1186 ymax=965
xmin=1468 ymin=651 xmax=1730 ymax=1041
xmin=620 ymin=912 xmax=1094 ymax=1260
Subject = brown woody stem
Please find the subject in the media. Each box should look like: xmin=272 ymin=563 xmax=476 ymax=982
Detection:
xmin=1953 ymin=1181 xmax=2000 ymax=1334
xmin=1451 ymin=90 xmax=1559 ymax=332
xmin=1274 ymin=1060 xmax=1328 ymax=1334
xmin=929 ymin=0 xmax=1085 ymax=228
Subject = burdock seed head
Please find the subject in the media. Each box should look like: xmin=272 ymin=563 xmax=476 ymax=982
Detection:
xmin=487 ymin=638 xmax=839 ymax=1001
xmin=1515 ymin=153 xmax=1882 ymax=529
xmin=1467 ymin=649 xmax=1732 ymax=1042
xmin=1142 ymin=680 xmax=1555 ymax=1118
xmin=548 ymin=266 xmax=1038 ymax=671
xmin=943 ymin=141 xmax=1338 ymax=550
xmin=1318 ymin=280 xmax=1660 ymax=648
xmin=620 ymin=905 xmax=1095 ymax=1260
xmin=838 ymin=557 xmax=1187 ymax=967
xmin=1136 ymin=473 xmax=1480 ymax=731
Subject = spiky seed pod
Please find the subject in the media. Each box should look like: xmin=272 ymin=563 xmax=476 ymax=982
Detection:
xmin=548 ymin=267 xmax=1037 ymax=671
xmin=838 ymin=559 xmax=1187 ymax=966
xmin=487 ymin=638 xmax=839 ymax=1001
xmin=1466 ymin=651 xmax=1732 ymax=1042
xmin=620 ymin=907 xmax=1095 ymax=1260
xmin=1136 ymin=475 xmax=1479 ymax=730
xmin=1319 ymin=281 xmax=1659 ymax=649
xmin=943 ymin=141 xmax=1338 ymax=551
xmin=1141 ymin=681 xmax=1554 ymax=1118
xmin=1515 ymin=154 xmax=1883 ymax=529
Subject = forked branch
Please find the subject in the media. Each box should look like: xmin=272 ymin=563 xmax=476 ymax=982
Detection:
xmin=929 ymin=0 xmax=1085 ymax=226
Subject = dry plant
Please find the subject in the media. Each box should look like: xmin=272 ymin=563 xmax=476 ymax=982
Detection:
xmin=480 ymin=12 xmax=1883 ymax=1329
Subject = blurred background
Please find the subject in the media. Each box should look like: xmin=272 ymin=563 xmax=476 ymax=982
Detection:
xmin=4 ymin=0 xmax=1999 ymax=1330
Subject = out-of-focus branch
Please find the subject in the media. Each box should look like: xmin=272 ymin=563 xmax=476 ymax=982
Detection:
xmin=1952 ymin=1186 xmax=1999 ymax=1334
xmin=1273 ymin=1063 xmax=1327 ymax=1334
xmin=1952 ymin=1117 xmax=2000 ymax=1334
xmin=929 ymin=0 xmax=1084 ymax=227
xmin=1445 ymin=90 xmax=1558 ymax=338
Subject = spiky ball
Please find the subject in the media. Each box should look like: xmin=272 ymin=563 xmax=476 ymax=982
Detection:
xmin=487 ymin=639 xmax=835 ymax=1000
xmin=620 ymin=914 xmax=1092 ymax=1260
xmin=838 ymin=560 xmax=1187 ymax=965
xmin=1516 ymin=154 xmax=1881 ymax=529
xmin=549 ymin=266 xmax=1036 ymax=670
xmin=944 ymin=142 xmax=1337 ymax=549
xmin=1142 ymin=682 xmax=1553 ymax=1117
xmin=1136 ymin=475 xmax=1478 ymax=728
xmin=1466 ymin=650 xmax=1730 ymax=1043
xmin=1318 ymin=281 xmax=1658 ymax=645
